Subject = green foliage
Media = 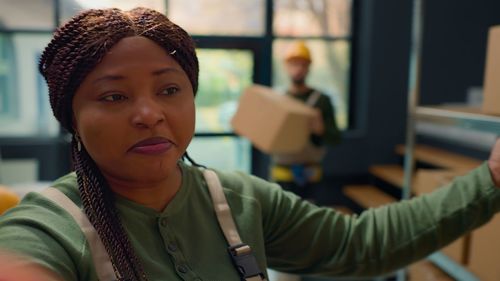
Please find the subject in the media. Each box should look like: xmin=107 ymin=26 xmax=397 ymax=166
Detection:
xmin=196 ymin=49 xmax=253 ymax=107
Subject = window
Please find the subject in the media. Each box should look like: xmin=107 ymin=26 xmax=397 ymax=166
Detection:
xmin=168 ymin=0 xmax=265 ymax=36
xmin=272 ymin=0 xmax=352 ymax=130
xmin=0 ymin=0 xmax=355 ymax=177
xmin=0 ymin=0 xmax=55 ymax=30
xmin=189 ymin=48 xmax=254 ymax=172
xmin=273 ymin=0 xmax=351 ymax=37
xmin=195 ymin=49 xmax=254 ymax=133
xmin=60 ymin=0 xmax=166 ymax=24
xmin=0 ymin=34 xmax=16 ymax=122
xmin=273 ymin=39 xmax=350 ymax=129
xmin=0 ymin=33 xmax=57 ymax=136
xmin=187 ymin=137 xmax=251 ymax=172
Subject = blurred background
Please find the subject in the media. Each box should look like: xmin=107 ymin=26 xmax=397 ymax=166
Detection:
xmin=1 ymin=0 xmax=500 ymax=201
xmin=0 ymin=0 xmax=352 ymax=183
xmin=2 ymin=0 xmax=499 ymax=186
xmin=2 ymin=0 xmax=500 ymax=280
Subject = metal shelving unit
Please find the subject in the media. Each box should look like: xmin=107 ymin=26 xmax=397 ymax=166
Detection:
xmin=401 ymin=0 xmax=500 ymax=281
xmin=416 ymin=106 xmax=500 ymax=134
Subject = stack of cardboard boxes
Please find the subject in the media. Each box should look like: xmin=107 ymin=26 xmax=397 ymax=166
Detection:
xmin=411 ymin=25 xmax=500 ymax=280
xmin=468 ymin=24 xmax=500 ymax=281
xmin=482 ymin=25 xmax=500 ymax=115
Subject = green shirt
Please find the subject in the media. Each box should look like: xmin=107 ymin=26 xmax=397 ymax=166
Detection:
xmin=288 ymin=89 xmax=341 ymax=146
xmin=0 ymin=162 xmax=499 ymax=280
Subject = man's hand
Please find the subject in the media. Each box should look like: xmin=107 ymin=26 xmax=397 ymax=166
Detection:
xmin=488 ymin=138 xmax=500 ymax=187
xmin=310 ymin=109 xmax=324 ymax=135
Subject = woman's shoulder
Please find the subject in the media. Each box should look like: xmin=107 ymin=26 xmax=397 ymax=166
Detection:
xmin=20 ymin=172 xmax=82 ymax=211
xmin=0 ymin=172 xmax=90 ymax=280
xmin=1 ymin=172 xmax=80 ymax=216
xmin=50 ymin=172 xmax=81 ymax=203
xmin=0 ymin=172 xmax=85 ymax=251
xmin=0 ymin=172 xmax=83 ymax=232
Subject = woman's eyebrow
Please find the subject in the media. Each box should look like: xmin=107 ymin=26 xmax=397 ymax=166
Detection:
xmin=152 ymin=67 xmax=183 ymax=76
xmin=92 ymin=75 xmax=124 ymax=85
xmin=92 ymin=67 xmax=182 ymax=85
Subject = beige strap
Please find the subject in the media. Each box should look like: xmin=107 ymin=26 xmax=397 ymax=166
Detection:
xmin=40 ymin=188 xmax=117 ymax=281
xmin=202 ymin=170 xmax=266 ymax=281
xmin=306 ymin=90 xmax=321 ymax=107
xmin=41 ymin=174 xmax=263 ymax=281
xmin=203 ymin=169 xmax=242 ymax=246
xmin=246 ymin=277 xmax=264 ymax=281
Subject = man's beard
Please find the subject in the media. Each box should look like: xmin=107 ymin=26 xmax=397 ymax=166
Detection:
xmin=292 ymin=77 xmax=305 ymax=86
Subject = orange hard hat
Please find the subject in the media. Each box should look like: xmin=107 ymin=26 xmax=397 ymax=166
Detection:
xmin=284 ymin=40 xmax=312 ymax=62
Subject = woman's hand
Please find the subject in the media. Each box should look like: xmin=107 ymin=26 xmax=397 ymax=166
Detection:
xmin=488 ymin=138 xmax=500 ymax=187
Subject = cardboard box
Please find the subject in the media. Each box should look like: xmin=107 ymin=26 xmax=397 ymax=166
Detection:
xmin=483 ymin=25 xmax=500 ymax=115
xmin=413 ymin=169 xmax=466 ymax=196
xmin=408 ymin=260 xmax=453 ymax=281
xmin=468 ymin=214 xmax=500 ymax=281
xmin=230 ymin=84 xmax=316 ymax=154
xmin=415 ymin=169 xmax=500 ymax=279
xmin=413 ymin=169 xmax=469 ymax=265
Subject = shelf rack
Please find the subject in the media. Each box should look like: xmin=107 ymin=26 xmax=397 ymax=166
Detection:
xmin=415 ymin=106 xmax=500 ymax=134
xmin=400 ymin=0 xmax=500 ymax=281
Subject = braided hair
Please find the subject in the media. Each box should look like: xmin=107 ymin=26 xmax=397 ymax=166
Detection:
xmin=39 ymin=7 xmax=199 ymax=281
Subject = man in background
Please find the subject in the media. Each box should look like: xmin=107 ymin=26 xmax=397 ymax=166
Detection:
xmin=270 ymin=40 xmax=341 ymax=201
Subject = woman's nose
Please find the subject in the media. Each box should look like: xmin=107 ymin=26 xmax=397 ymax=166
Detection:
xmin=131 ymin=97 xmax=165 ymax=129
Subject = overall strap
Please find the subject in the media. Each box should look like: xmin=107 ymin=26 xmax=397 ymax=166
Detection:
xmin=305 ymin=90 xmax=321 ymax=107
xmin=202 ymin=169 xmax=267 ymax=281
xmin=40 ymin=188 xmax=117 ymax=281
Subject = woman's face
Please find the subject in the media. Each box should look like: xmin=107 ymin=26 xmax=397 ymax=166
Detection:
xmin=72 ymin=36 xmax=195 ymax=184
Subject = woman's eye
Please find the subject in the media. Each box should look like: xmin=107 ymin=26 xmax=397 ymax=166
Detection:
xmin=159 ymin=86 xmax=179 ymax=96
xmin=100 ymin=93 xmax=127 ymax=102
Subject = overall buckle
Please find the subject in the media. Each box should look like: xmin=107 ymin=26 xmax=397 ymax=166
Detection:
xmin=228 ymin=244 xmax=266 ymax=281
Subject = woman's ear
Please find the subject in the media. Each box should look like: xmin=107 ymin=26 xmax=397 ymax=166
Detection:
xmin=71 ymin=116 xmax=82 ymax=151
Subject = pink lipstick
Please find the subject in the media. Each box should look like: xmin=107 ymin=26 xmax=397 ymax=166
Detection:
xmin=129 ymin=137 xmax=172 ymax=155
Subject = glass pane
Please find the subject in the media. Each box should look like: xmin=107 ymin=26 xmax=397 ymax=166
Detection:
xmin=187 ymin=137 xmax=251 ymax=173
xmin=272 ymin=39 xmax=350 ymax=129
xmin=195 ymin=49 xmax=253 ymax=133
xmin=60 ymin=0 xmax=166 ymax=24
xmin=168 ymin=0 xmax=265 ymax=36
xmin=0 ymin=0 xmax=55 ymax=30
xmin=0 ymin=33 xmax=59 ymax=137
xmin=0 ymin=34 xmax=16 ymax=121
xmin=274 ymin=0 xmax=352 ymax=37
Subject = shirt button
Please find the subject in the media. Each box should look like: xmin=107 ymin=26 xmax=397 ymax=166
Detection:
xmin=159 ymin=217 xmax=168 ymax=227
xmin=177 ymin=265 xmax=188 ymax=273
xmin=167 ymin=243 xmax=177 ymax=252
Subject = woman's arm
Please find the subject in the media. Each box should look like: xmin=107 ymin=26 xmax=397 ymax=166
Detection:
xmin=262 ymin=139 xmax=500 ymax=277
xmin=488 ymin=138 xmax=500 ymax=187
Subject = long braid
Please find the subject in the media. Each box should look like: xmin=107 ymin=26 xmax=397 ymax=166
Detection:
xmin=72 ymin=139 xmax=147 ymax=280
xmin=183 ymin=152 xmax=206 ymax=168
xmin=40 ymin=7 xmax=200 ymax=281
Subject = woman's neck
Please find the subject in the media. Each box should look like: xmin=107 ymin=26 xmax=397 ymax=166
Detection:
xmin=104 ymin=164 xmax=183 ymax=212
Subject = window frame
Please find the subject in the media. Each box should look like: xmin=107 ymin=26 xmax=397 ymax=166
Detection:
xmin=0 ymin=0 xmax=359 ymax=180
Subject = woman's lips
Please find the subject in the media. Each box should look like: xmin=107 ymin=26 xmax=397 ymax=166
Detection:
xmin=129 ymin=137 xmax=173 ymax=155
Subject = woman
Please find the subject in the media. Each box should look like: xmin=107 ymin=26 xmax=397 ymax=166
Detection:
xmin=0 ymin=7 xmax=500 ymax=281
